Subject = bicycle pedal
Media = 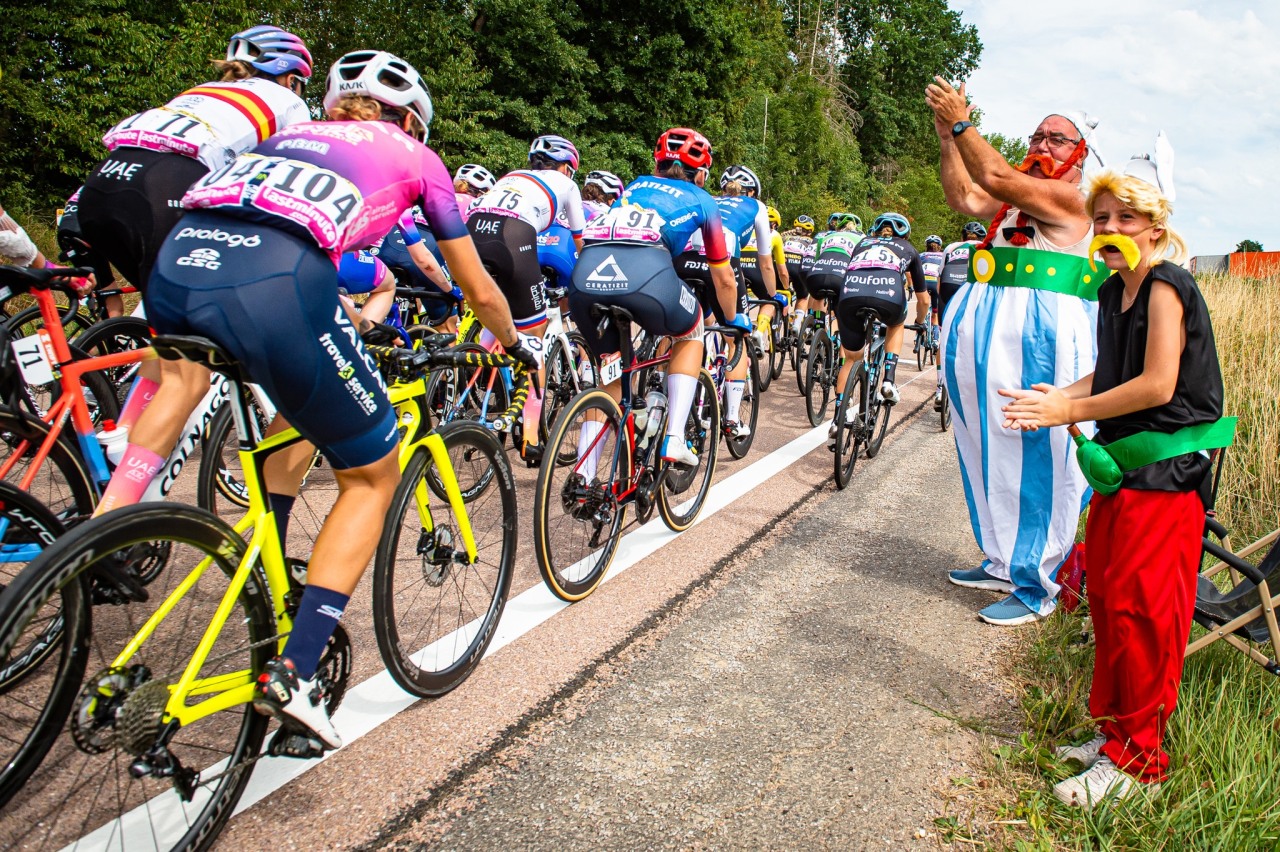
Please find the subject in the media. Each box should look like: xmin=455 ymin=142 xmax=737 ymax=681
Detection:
xmin=267 ymin=726 xmax=328 ymax=759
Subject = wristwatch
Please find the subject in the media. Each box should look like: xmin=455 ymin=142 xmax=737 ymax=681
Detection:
xmin=951 ymin=120 xmax=974 ymax=138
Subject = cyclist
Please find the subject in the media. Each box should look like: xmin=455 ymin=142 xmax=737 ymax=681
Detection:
xmin=919 ymin=233 xmax=944 ymax=343
xmin=828 ymin=212 xmax=924 ymax=442
xmin=740 ymin=203 xmax=791 ymax=347
xmin=126 ymin=50 xmax=532 ymax=750
xmin=805 ymin=212 xmax=863 ymax=330
xmin=781 ymin=214 xmax=817 ymax=334
xmin=453 ymin=163 xmax=495 ymax=220
xmin=569 ymin=127 xmax=740 ymax=468
xmin=0 ymin=201 xmax=51 ymax=268
xmin=467 ymin=134 xmax=586 ymax=461
xmin=933 ymin=221 xmax=986 ymax=408
xmin=368 ymin=208 xmax=461 ymax=331
xmin=68 ymin=25 xmax=313 ymax=449
xmin=700 ymin=165 xmax=777 ymax=437
xmin=582 ymin=169 xmax=624 ymax=221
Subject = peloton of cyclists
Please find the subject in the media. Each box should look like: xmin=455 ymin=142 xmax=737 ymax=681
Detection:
xmin=933 ymin=220 xmax=987 ymax=408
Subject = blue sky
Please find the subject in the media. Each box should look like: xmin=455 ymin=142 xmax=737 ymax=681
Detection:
xmin=950 ymin=0 xmax=1277 ymax=257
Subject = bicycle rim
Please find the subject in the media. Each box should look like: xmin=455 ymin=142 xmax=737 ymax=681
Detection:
xmin=658 ymin=370 xmax=718 ymax=531
xmin=834 ymin=369 xmax=864 ymax=489
xmin=534 ymin=390 xmax=629 ymax=602
xmin=0 ymin=503 xmax=270 ymax=852
xmin=0 ymin=484 xmax=66 ymax=690
xmin=726 ymin=350 xmax=759 ymax=460
xmin=804 ymin=333 xmax=832 ymax=427
xmin=374 ymin=422 xmax=515 ymax=697
xmin=0 ymin=409 xmax=96 ymax=521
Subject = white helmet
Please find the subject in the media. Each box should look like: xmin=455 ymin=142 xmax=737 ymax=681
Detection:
xmin=454 ymin=163 xmax=496 ymax=192
xmin=584 ymin=170 xmax=624 ymax=198
xmin=323 ymin=50 xmax=434 ymax=139
xmin=719 ymin=164 xmax=761 ymax=194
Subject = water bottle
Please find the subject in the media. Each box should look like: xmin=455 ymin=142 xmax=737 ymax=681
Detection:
xmin=97 ymin=419 xmax=130 ymax=467
xmin=639 ymin=390 xmax=667 ymax=449
xmin=579 ymin=358 xmax=595 ymax=386
xmin=633 ymin=397 xmax=649 ymax=435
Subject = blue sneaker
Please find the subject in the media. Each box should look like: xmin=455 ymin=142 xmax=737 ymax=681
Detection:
xmin=947 ymin=566 xmax=1014 ymax=593
xmin=978 ymin=595 xmax=1041 ymax=626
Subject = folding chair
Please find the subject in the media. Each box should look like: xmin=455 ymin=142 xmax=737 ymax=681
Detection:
xmin=1188 ymin=522 xmax=1280 ymax=675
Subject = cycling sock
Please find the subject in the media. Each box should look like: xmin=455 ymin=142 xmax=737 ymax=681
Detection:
xmin=93 ymin=444 xmax=165 ymax=516
xmin=665 ymin=373 xmax=697 ymax=440
xmin=577 ymin=421 xmax=604 ymax=481
xmin=117 ymin=376 xmax=159 ymax=430
xmin=725 ymin=379 xmax=745 ymax=422
xmin=283 ymin=584 xmax=350 ymax=680
xmin=884 ymin=353 xmax=899 ymax=385
xmin=269 ymin=493 xmax=296 ymax=548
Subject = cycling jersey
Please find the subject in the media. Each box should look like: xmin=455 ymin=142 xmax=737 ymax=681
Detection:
xmin=182 ymin=120 xmax=467 ymax=256
xmin=691 ymin=195 xmax=769 ymax=259
xmin=103 ymin=78 xmax=310 ymax=172
xmin=583 ymin=199 xmax=611 ymax=222
xmin=471 ymin=169 xmax=586 ymax=235
xmin=740 ymin=228 xmax=786 ymax=300
xmin=589 ymin=176 xmax=729 ymax=264
xmin=920 ymin=251 xmax=944 ymax=289
xmin=808 ymin=230 xmax=864 ymax=301
xmin=455 ymin=192 xmax=477 ymax=221
xmin=782 ymin=234 xmax=815 ymax=298
xmin=837 ymin=235 xmax=918 ymax=349
xmin=937 ymin=239 xmax=976 ymax=317
xmin=336 ymin=250 xmax=387 ymax=295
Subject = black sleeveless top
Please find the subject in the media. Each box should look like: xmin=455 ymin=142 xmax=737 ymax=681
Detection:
xmin=1092 ymin=263 xmax=1223 ymax=493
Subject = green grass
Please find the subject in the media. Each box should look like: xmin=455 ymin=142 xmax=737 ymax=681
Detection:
xmin=986 ymin=273 xmax=1280 ymax=850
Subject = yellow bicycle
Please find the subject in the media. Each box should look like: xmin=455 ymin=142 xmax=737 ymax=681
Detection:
xmin=0 ymin=334 xmax=527 ymax=851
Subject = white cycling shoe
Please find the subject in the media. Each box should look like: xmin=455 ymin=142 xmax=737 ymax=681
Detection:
xmin=661 ymin=435 xmax=700 ymax=468
xmin=880 ymin=381 xmax=900 ymax=404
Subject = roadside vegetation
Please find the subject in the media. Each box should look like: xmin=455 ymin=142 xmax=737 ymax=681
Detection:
xmin=975 ymin=272 xmax=1280 ymax=850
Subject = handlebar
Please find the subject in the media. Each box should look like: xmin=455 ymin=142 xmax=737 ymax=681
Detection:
xmin=0 ymin=264 xmax=95 ymax=302
xmin=394 ymin=286 xmax=461 ymax=304
xmin=704 ymin=325 xmax=746 ymax=371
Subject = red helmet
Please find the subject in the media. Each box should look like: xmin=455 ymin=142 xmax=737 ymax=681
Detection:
xmin=654 ymin=127 xmax=713 ymax=170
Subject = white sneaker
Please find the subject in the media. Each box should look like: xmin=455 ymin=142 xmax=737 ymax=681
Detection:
xmin=727 ymin=420 xmax=751 ymax=439
xmin=254 ymin=657 xmax=342 ymax=750
xmin=752 ymin=329 xmax=767 ymax=352
xmin=827 ymin=404 xmax=859 ymax=445
xmin=880 ymin=381 xmax=900 ymax=404
xmin=1052 ymin=757 xmax=1155 ymax=807
xmin=661 ymin=435 xmax=699 ymax=468
xmin=1056 ymin=735 xmax=1107 ymax=768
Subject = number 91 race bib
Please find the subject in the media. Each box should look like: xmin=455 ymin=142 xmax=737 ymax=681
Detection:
xmin=183 ymin=155 xmax=365 ymax=251
xmin=583 ymin=205 xmax=667 ymax=245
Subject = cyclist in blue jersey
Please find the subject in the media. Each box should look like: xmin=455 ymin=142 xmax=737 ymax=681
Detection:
xmin=569 ymin=127 xmax=740 ymax=468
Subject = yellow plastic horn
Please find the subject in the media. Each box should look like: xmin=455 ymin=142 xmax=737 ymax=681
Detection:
xmin=1088 ymin=234 xmax=1142 ymax=271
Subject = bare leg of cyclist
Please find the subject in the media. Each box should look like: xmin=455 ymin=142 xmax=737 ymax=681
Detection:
xmin=93 ymin=358 xmax=213 ymax=516
xmin=360 ymin=274 xmax=396 ymax=325
xmin=262 ymin=414 xmax=319 ymax=547
xmin=914 ymin=290 xmax=931 ymax=326
xmin=828 ymin=347 xmax=864 ymax=443
xmin=519 ymin=318 xmax=548 ymax=458
xmin=661 ymin=338 xmax=704 ymax=465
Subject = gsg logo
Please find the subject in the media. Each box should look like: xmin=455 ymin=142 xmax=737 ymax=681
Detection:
xmin=176 ymin=248 xmax=222 ymax=270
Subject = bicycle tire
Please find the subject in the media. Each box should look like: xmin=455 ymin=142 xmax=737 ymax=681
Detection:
xmin=71 ymin=315 xmax=152 ymax=409
xmin=915 ymin=329 xmax=926 ymax=372
xmin=754 ymin=316 xmax=774 ymax=393
xmin=803 ymin=332 xmax=833 ymax=427
xmin=540 ymin=333 xmax=595 ymax=446
xmin=0 ymin=482 xmax=66 ymax=690
xmin=865 ymin=373 xmax=892 ymax=459
xmin=534 ymin=388 xmax=630 ymax=602
xmin=0 ymin=408 xmax=97 ymax=520
xmin=0 ymin=503 xmax=270 ymax=851
xmin=373 ymin=421 xmax=515 ymax=697
xmin=793 ymin=316 xmax=814 ymax=394
xmin=940 ymin=386 xmax=952 ymax=431
xmin=725 ymin=348 xmax=760 ymax=460
xmin=834 ymin=367 xmax=864 ymax=489
xmin=770 ymin=316 xmax=787 ymax=381
xmin=657 ymin=369 xmax=718 ymax=531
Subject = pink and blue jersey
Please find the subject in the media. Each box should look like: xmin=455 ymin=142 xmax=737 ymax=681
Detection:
xmin=585 ymin=176 xmax=730 ymax=266
xmin=181 ymin=120 xmax=466 ymax=258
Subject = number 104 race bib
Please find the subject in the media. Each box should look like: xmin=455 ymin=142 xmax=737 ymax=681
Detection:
xmin=183 ymin=155 xmax=365 ymax=251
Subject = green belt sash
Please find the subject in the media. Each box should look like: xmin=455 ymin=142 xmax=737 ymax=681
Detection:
xmin=968 ymin=246 xmax=1102 ymax=301
xmin=1073 ymin=417 xmax=1237 ymax=495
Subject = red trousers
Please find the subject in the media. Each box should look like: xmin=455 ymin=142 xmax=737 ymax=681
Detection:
xmin=1085 ymin=487 xmax=1203 ymax=783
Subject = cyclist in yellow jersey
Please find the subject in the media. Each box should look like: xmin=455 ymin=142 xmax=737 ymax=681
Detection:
xmin=739 ymin=203 xmax=790 ymax=348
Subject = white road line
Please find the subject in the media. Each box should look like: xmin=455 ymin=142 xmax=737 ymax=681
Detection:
xmin=88 ymin=367 xmax=938 ymax=848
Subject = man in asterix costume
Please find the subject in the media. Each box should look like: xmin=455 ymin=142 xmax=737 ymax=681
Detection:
xmin=925 ymin=77 xmax=1101 ymax=626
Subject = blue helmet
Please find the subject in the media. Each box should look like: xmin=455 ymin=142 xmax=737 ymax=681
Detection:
xmin=872 ymin=212 xmax=910 ymax=238
xmin=226 ymin=25 xmax=313 ymax=79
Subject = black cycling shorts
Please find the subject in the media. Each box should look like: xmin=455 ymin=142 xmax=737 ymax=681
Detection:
xmin=570 ymin=245 xmax=701 ymax=356
xmin=785 ymin=259 xmax=809 ymax=299
xmin=75 ymin=148 xmax=208 ymax=291
xmin=673 ymin=252 xmax=746 ymax=325
xmin=739 ymin=251 xmax=773 ymax=301
xmin=807 ymin=255 xmax=847 ymax=304
xmin=146 ymin=211 xmax=398 ymax=469
xmin=468 ymin=213 xmax=545 ymax=328
xmin=836 ymin=270 xmax=908 ymax=352
xmin=938 ymin=270 xmax=968 ymax=320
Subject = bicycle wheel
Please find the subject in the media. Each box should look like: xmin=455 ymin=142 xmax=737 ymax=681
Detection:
xmin=803 ymin=332 xmax=834 ymax=427
xmin=0 ymin=408 xmax=96 ymax=520
xmin=725 ymin=348 xmax=760 ymax=460
xmin=793 ymin=316 xmax=814 ymax=394
xmin=540 ymin=333 xmax=595 ymax=445
xmin=865 ymin=371 xmax=892 ymax=459
xmin=658 ymin=369 xmax=718 ymax=531
xmin=373 ymin=421 xmax=515 ymax=697
xmin=0 ymin=482 xmax=66 ymax=688
xmin=754 ymin=316 xmax=774 ymax=392
xmin=940 ymin=385 xmax=952 ymax=431
xmin=0 ymin=503 xmax=271 ymax=851
xmin=915 ymin=329 xmax=926 ymax=372
xmin=770 ymin=315 xmax=787 ymax=380
xmin=833 ymin=367 xmax=864 ymax=490
xmin=71 ymin=316 xmax=152 ymax=410
xmin=534 ymin=389 xmax=630 ymax=602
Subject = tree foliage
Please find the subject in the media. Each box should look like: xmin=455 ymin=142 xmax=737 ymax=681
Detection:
xmin=0 ymin=0 xmax=982 ymax=245
xmin=1235 ymin=239 xmax=1263 ymax=253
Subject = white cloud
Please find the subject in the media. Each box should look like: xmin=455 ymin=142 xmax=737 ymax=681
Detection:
xmin=948 ymin=0 xmax=1279 ymax=254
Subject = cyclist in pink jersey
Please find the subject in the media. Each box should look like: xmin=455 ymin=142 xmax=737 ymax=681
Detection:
xmin=99 ymin=50 xmax=534 ymax=749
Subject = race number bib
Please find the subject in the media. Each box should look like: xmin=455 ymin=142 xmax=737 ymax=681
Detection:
xmin=11 ymin=329 xmax=57 ymax=386
xmin=183 ymin=155 xmax=364 ymax=251
xmin=848 ymin=243 xmax=905 ymax=273
xmin=583 ymin=205 xmax=667 ymax=245
xmin=820 ymin=233 xmax=861 ymax=255
xmin=599 ymin=352 xmax=623 ymax=385
xmin=104 ymin=107 xmax=218 ymax=160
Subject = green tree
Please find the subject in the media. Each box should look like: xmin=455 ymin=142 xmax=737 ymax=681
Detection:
xmin=1236 ymin=239 xmax=1263 ymax=253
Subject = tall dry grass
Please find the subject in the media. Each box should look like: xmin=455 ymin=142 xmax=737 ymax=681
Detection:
xmin=1199 ymin=272 xmax=1280 ymax=542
